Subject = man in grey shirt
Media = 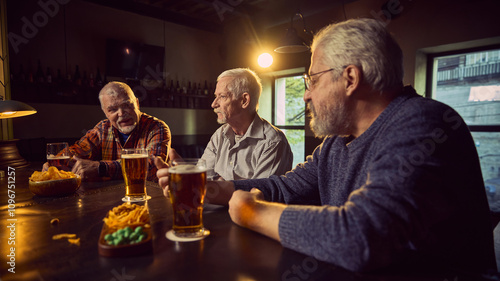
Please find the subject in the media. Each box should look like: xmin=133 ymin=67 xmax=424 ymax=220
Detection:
xmin=201 ymin=68 xmax=293 ymax=180
xmin=158 ymin=19 xmax=495 ymax=274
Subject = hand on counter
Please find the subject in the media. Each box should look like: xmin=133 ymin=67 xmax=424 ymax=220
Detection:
xmin=72 ymin=157 xmax=100 ymax=181
xmin=228 ymin=188 xmax=284 ymax=242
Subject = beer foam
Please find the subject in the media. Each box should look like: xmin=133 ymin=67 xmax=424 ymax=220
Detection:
xmin=47 ymin=155 xmax=71 ymax=159
xmin=121 ymin=153 xmax=148 ymax=159
xmin=169 ymin=165 xmax=206 ymax=174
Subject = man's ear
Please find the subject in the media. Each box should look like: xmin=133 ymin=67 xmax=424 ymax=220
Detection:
xmin=135 ymin=97 xmax=140 ymax=108
xmin=343 ymin=65 xmax=362 ymax=96
xmin=240 ymin=92 xmax=250 ymax=109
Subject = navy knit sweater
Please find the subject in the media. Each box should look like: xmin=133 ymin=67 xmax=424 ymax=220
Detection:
xmin=233 ymin=86 xmax=495 ymax=273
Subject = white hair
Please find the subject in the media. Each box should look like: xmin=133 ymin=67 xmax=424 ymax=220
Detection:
xmin=218 ymin=68 xmax=262 ymax=111
xmin=98 ymin=81 xmax=136 ymax=108
xmin=311 ymin=18 xmax=404 ymax=92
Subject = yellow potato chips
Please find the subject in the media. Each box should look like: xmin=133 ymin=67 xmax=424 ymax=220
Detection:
xmin=68 ymin=238 xmax=81 ymax=246
xmin=52 ymin=233 xmax=77 ymax=240
xmin=103 ymin=203 xmax=149 ymax=229
xmin=30 ymin=166 xmax=76 ymax=182
xmin=52 ymin=233 xmax=80 ymax=246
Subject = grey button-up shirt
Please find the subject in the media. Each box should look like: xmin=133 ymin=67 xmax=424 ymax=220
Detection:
xmin=201 ymin=114 xmax=293 ymax=180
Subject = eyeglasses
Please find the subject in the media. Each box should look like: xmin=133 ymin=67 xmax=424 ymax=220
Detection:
xmin=303 ymin=66 xmax=346 ymax=91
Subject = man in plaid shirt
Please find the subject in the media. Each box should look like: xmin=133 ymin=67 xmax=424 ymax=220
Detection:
xmin=55 ymin=81 xmax=171 ymax=182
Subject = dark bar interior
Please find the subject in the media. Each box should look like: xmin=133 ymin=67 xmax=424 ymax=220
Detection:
xmin=1 ymin=0 xmax=500 ymax=280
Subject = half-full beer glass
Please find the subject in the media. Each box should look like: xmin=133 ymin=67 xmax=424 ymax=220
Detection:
xmin=168 ymin=158 xmax=208 ymax=238
xmin=46 ymin=142 xmax=70 ymax=170
xmin=121 ymin=148 xmax=150 ymax=202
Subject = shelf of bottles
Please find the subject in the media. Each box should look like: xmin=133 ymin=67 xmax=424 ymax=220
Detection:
xmin=10 ymin=61 xmax=215 ymax=110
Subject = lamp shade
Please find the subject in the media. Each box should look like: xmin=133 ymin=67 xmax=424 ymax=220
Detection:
xmin=0 ymin=100 xmax=37 ymax=119
xmin=274 ymin=27 xmax=310 ymax=54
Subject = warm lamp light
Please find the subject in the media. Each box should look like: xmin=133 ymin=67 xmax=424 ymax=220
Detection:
xmin=258 ymin=53 xmax=273 ymax=68
xmin=0 ymin=100 xmax=37 ymax=169
xmin=0 ymin=100 xmax=37 ymax=119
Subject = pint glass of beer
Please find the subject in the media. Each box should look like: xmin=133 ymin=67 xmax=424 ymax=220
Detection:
xmin=168 ymin=158 xmax=208 ymax=238
xmin=46 ymin=142 xmax=70 ymax=170
xmin=121 ymin=148 xmax=151 ymax=202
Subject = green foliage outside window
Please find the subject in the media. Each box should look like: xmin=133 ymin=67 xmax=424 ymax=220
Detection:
xmin=284 ymin=76 xmax=305 ymax=126
xmin=275 ymin=75 xmax=306 ymax=166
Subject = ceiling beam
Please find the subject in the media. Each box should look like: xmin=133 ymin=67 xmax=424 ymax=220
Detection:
xmin=83 ymin=0 xmax=224 ymax=34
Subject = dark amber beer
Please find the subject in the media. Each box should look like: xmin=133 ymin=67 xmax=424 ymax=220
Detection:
xmin=46 ymin=142 xmax=70 ymax=170
xmin=121 ymin=149 xmax=149 ymax=202
xmin=168 ymin=160 xmax=207 ymax=237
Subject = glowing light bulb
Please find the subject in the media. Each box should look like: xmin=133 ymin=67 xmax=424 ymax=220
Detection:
xmin=258 ymin=53 xmax=273 ymax=68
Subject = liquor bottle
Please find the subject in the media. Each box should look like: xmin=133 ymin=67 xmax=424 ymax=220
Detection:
xmin=96 ymin=68 xmax=103 ymax=88
xmin=18 ymin=64 xmax=26 ymax=82
xmin=168 ymin=80 xmax=175 ymax=107
xmin=168 ymin=80 xmax=175 ymax=95
xmin=56 ymin=69 xmax=63 ymax=84
xmin=182 ymin=80 xmax=187 ymax=94
xmin=28 ymin=64 xmax=34 ymax=83
xmin=36 ymin=60 xmax=45 ymax=83
xmin=162 ymin=78 xmax=167 ymax=92
xmin=66 ymin=69 xmax=71 ymax=84
xmin=82 ymin=71 xmax=89 ymax=87
xmin=74 ymin=65 xmax=82 ymax=86
xmin=89 ymin=72 xmax=95 ymax=88
xmin=46 ymin=67 xmax=52 ymax=83
xmin=196 ymin=83 xmax=202 ymax=95
xmin=176 ymin=80 xmax=181 ymax=94
xmin=203 ymin=80 xmax=209 ymax=95
xmin=55 ymin=69 xmax=64 ymax=97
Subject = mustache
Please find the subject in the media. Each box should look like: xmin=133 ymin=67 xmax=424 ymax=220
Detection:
xmin=117 ymin=114 xmax=131 ymax=122
xmin=306 ymin=102 xmax=315 ymax=118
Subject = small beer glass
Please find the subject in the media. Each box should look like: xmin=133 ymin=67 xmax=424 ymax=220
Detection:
xmin=46 ymin=142 xmax=70 ymax=170
xmin=168 ymin=158 xmax=208 ymax=238
xmin=121 ymin=148 xmax=151 ymax=202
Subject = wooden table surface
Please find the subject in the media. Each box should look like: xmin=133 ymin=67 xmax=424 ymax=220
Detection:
xmin=0 ymin=164 xmax=490 ymax=281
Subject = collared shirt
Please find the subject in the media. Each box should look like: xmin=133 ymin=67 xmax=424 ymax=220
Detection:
xmin=69 ymin=113 xmax=171 ymax=181
xmin=201 ymin=114 xmax=293 ymax=180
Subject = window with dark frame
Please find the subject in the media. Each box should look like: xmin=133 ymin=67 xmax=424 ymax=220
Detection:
xmin=273 ymin=74 xmax=306 ymax=167
xmin=427 ymin=45 xmax=500 ymax=211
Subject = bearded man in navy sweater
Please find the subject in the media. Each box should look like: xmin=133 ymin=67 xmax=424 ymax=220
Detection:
xmin=157 ymin=18 xmax=495 ymax=274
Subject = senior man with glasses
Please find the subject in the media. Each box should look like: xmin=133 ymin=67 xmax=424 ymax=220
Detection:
xmin=158 ymin=18 xmax=495 ymax=274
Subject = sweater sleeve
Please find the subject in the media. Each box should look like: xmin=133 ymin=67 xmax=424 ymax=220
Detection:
xmin=277 ymin=100 xmax=493 ymax=272
xmin=233 ymin=142 xmax=325 ymax=205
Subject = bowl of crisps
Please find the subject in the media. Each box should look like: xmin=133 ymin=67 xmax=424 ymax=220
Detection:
xmin=29 ymin=166 xmax=81 ymax=196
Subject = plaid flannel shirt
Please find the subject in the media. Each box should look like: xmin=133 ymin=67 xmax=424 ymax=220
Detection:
xmin=69 ymin=113 xmax=171 ymax=181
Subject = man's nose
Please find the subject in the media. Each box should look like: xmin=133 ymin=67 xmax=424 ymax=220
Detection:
xmin=211 ymin=98 xmax=218 ymax=108
xmin=303 ymin=89 xmax=312 ymax=102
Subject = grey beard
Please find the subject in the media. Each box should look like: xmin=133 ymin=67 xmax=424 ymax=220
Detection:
xmin=307 ymin=101 xmax=352 ymax=138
